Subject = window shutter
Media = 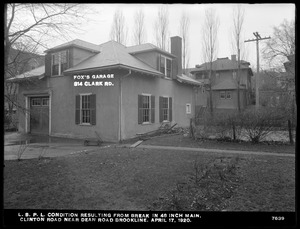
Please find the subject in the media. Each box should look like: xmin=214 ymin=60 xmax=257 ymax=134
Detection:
xmin=157 ymin=54 xmax=161 ymax=71
xmin=68 ymin=48 xmax=73 ymax=68
xmin=45 ymin=53 xmax=52 ymax=77
xmin=138 ymin=95 xmax=143 ymax=124
xmin=75 ymin=95 xmax=80 ymax=124
xmin=159 ymin=96 xmax=163 ymax=122
xmin=90 ymin=94 xmax=96 ymax=125
xmin=151 ymin=95 xmax=155 ymax=123
xmin=169 ymin=97 xmax=172 ymax=122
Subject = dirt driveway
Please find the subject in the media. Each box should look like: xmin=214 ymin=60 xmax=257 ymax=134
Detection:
xmin=4 ymin=132 xmax=107 ymax=160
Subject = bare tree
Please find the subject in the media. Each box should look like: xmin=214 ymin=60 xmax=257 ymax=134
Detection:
xmin=154 ymin=5 xmax=169 ymax=51
xmin=5 ymin=4 xmax=92 ymax=76
xmin=263 ymin=19 xmax=295 ymax=125
xmin=263 ymin=19 xmax=295 ymax=70
xmin=179 ymin=11 xmax=190 ymax=73
xmin=110 ymin=9 xmax=128 ymax=45
xmin=4 ymin=3 xmax=93 ymax=119
xmin=201 ymin=8 xmax=220 ymax=115
xmin=231 ymin=4 xmax=245 ymax=112
xmin=133 ymin=8 xmax=146 ymax=45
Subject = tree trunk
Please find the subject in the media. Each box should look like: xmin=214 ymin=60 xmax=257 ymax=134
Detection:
xmin=288 ymin=119 xmax=294 ymax=144
xmin=237 ymin=48 xmax=241 ymax=112
xmin=209 ymin=64 xmax=213 ymax=116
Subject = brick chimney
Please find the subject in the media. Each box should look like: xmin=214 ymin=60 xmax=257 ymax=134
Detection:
xmin=171 ymin=36 xmax=182 ymax=78
xmin=231 ymin=54 xmax=237 ymax=61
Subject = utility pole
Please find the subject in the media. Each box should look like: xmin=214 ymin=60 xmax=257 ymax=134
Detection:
xmin=245 ymin=32 xmax=270 ymax=109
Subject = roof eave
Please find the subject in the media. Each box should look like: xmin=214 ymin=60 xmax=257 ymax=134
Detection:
xmin=45 ymin=44 xmax=100 ymax=54
xmin=7 ymin=74 xmax=44 ymax=82
xmin=176 ymin=75 xmax=203 ymax=86
xmin=64 ymin=64 xmax=163 ymax=77
xmin=129 ymin=48 xmax=176 ymax=58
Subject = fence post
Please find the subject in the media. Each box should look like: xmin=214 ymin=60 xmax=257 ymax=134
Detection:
xmin=288 ymin=119 xmax=294 ymax=144
xmin=190 ymin=118 xmax=195 ymax=140
xmin=232 ymin=122 xmax=236 ymax=141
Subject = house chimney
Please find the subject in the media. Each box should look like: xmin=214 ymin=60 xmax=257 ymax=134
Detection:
xmin=231 ymin=55 xmax=237 ymax=61
xmin=171 ymin=36 xmax=182 ymax=78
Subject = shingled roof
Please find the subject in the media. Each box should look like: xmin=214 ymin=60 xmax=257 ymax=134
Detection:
xmin=177 ymin=74 xmax=203 ymax=86
xmin=7 ymin=65 xmax=45 ymax=82
xmin=45 ymin=39 xmax=100 ymax=53
xmin=126 ymin=43 xmax=176 ymax=57
xmin=11 ymin=39 xmax=202 ymax=86
xmin=190 ymin=57 xmax=252 ymax=73
xmin=64 ymin=40 xmax=163 ymax=76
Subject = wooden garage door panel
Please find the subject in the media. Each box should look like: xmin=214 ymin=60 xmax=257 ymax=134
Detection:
xmin=30 ymin=97 xmax=49 ymax=134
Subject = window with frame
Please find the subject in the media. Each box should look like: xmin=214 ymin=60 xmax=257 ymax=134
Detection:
xmin=142 ymin=95 xmax=150 ymax=123
xmin=81 ymin=95 xmax=91 ymax=124
xmin=159 ymin=96 xmax=172 ymax=122
xmin=220 ymin=91 xmax=226 ymax=99
xmin=159 ymin=55 xmax=172 ymax=78
xmin=226 ymin=91 xmax=232 ymax=99
xmin=162 ymin=97 xmax=169 ymax=121
xmin=75 ymin=94 xmax=96 ymax=125
xmin=52 ymin=50 xmax=68 ymax=76
xmin=186 ymin=103 xmax=191 ymax=114
xmin=138 ymin=94 xmax=155 ymax=124
xmin=232 ymin=71 xmax=237 ymax=80
xmin=220 ymin=91 xmax=232 ymax=99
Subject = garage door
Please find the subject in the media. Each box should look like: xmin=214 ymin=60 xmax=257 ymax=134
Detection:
xmin=30 ymin=97 xmax=49 ymax=134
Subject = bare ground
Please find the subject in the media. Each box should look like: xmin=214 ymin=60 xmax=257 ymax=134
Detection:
xmin=4 ymin=144 xmax=295 ymax=211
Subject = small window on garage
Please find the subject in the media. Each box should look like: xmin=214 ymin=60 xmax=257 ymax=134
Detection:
xmin=31 ymin=98 xmax=41 ymax=106
xmin=186 ymin=103 xmax=191 ymax=114
xmin=42 ymin=98 xmax=49 ymax=106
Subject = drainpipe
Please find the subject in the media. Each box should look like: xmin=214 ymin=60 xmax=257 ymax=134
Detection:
xmin=119 ymin=69 xmax=132 ymax=142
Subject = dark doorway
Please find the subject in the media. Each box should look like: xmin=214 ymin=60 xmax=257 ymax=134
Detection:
xmin=30 ymin=97 xmax=49 ymax=134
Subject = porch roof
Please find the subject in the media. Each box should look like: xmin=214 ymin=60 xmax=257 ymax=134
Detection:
xmin=7 ymin=65 xmax=45 ymax=82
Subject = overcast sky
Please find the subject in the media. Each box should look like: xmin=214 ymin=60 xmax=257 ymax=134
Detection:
xmin=50 ymin=3 xmax=295 ymax=71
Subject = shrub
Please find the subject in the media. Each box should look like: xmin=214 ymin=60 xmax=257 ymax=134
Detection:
xmin=237 ymin=108 xmax=285 ymax=143
xmin=194 ymin=107 xmax=289 ymax=143
xmin=195 ymin=112 xmax=242 ymax=141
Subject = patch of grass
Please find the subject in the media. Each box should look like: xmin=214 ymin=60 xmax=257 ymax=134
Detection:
xmin=4 ymin=147 xmax=295 ymax=211
xmin=148 ymin=156 xmax=243 ymax=211
xmin=17 ymin=143 xmax=28 ymax=161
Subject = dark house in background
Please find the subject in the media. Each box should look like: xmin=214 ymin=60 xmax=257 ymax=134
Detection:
xmin=188 ymin=55 xmax=253 ymax=113
xmin=259 ymin=54 xmax=295 ymax=108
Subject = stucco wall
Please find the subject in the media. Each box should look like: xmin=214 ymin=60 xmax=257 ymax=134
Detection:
xmin=195 ymin=87 xmax=208 ymax=107
xmin=213 ymin=89 xmax=246 ymax=110
xmin=121 ymin=73 xmax=195 ymax=140
xmin=17 ymin=70 xmax=196 ymax=142
xmin=213 ymin=90 xmax=236 ymax=109
xmin=17 ymin=72 xmax=121 ymax=142
xmin=215 ymin=69 xmax=249 ymax=88
xmin=49 ymin=72 xmax=120 ymax=141
xmin=132 ymin=51 xmax=159 ymax=70
xmin=72 ymin=48 xmax=96 ymax=67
